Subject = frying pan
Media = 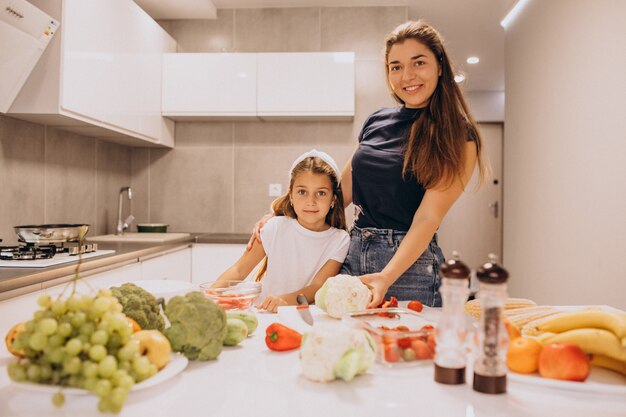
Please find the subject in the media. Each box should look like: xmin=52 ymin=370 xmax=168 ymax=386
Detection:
xmin=14 ymin=224 xmax=89 ymax=244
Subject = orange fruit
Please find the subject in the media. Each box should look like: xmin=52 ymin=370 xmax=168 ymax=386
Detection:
xmin=507 ymin=337 xmax=543 ymax=374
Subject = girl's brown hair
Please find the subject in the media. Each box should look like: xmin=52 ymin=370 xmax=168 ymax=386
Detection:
xmin=255 ymin=156 xmax=346 ymax=281
xmin=384 ymin=20 xmax=485 ymax=189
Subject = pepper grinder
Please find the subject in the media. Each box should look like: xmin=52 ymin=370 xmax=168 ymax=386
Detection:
xmin=472 ymin=254 xmax=509 ymax=394
xmin=434 ymin=251 xmax=470 ymax=385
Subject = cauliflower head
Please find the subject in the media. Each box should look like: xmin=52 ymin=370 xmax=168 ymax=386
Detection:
xmin=110 ymin=283 xmax=165 ymax=331
xmin=300 ymin=324 xmax=376 ymax=383
xmin=163 ymin=291 xmax=227 ymax=361
xmin=314 ymin=274 xmax=372 ymax=319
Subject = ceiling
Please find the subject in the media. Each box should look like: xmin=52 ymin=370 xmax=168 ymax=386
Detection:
xmin=135 ymin=0 xmax=517 ymax=91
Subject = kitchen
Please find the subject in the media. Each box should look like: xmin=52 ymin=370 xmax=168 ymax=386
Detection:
xmin=1 ymin=0 xmax=625 ymax=415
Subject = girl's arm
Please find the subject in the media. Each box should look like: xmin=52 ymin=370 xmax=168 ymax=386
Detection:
xmin=214 ymin=239 xmax=266 ymax=284
xmin=257 ymin=259 xmax=343 ymax=312
xmin=360 ymin=141 xmax=478 ymax=307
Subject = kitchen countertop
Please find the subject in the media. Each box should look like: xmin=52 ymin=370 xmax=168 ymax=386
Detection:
xmin=0 ymin=233 xmax=250 ymax=300
xmin=0 ymin=307 xmax=625 ymax=417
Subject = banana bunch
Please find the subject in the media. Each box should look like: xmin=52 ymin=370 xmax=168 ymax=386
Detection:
xmin=523 ymin=308 xmax=626 ymax=375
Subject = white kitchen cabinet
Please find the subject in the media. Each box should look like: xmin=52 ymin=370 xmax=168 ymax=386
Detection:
xmin=8 ymin=0 xmax=176 ymax=147
xmin=162 ymin=53 xmax=257 ymax=120
xmin=141 ymin=248 xmax=191 ymax=282
xmin=192 ymin=244 xmax=259 ymax=285
xmin=161 ymin=52 xmax=355 ymax=121
xmin=257 ymin=52 xmax=355 ymax=120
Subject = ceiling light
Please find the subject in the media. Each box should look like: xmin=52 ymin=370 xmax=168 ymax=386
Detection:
xmin=454 ymin=74 xmax=465 ymax=83
xmin=466 ymin=57 xmax=479 ymax=64
xmin=501 ymin=0 xmax=530 ymax=28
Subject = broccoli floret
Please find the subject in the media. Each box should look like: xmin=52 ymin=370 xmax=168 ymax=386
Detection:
xmin=163 ymin=291 xmax=227 ymax=361
xmin=110 ymin=283 xmax=165 ymax=331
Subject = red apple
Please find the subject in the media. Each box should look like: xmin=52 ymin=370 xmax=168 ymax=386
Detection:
xmin=538 ymin=343 xmax=590 ymax=382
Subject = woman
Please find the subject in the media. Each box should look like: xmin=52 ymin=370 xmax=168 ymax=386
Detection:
xmin=251 ymin=21 xmax=485 ymax=308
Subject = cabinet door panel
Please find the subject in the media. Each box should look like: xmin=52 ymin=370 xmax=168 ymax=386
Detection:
xmin=257 ymin=52 xmax=355 ymax=117
xmin=192 ymin=244 xmax=258 ymax=285
xmin=162 ymin=53 xmax=257 ymax=116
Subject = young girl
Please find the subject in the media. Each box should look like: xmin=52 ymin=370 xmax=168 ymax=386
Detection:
xmin=215 ymin=149 xmax=349 ymax=313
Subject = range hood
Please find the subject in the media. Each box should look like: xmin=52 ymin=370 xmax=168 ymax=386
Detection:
xmin=0 ymin=0 xmax=59 ymax=113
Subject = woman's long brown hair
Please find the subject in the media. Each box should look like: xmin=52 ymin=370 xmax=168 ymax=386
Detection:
xmin=255 ymin=156 xmax=347 ymax=281
xmin=385 ymin=20 xmax=485 ymax=189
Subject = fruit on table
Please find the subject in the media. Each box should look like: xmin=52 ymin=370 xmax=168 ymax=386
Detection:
xmin=5 ymin=322 xmax=26 ymax=357
xmin=539 ymin=328 xmax=626 ymax=362
xmin=507 ymin=336 xmax=543 ymax=374
xmin=590 ymin=354 xmax=626 ymax=376
xmin=524 ymin=309 xmax=626 ymax=339
xmin=6 ymin=289 xmax=158 ymax=414
xmin=538 ymin=343 xmax=590 ymax=381
xmin=131 ymin=330 xmax=172 ymax=370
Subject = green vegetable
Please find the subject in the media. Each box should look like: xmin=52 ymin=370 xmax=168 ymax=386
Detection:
xmin=333 ymin=349 xmax=360 ymax=381
xmin=226 ymin=311 xmax=258 ymax=335
xmin=223 ymin=318 xmax=248 ymax=346
xmin=110 ymin=283 xmax=165 ymax=331
xmin=163 ymin=291 xmax=227 ymax=360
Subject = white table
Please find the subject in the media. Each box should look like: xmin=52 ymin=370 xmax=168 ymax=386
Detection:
xmin=1 ymin=307 xmax=626 ymax=417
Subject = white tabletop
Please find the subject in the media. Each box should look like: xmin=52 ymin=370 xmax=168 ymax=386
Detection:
xmin=1 ymin=307 xmax=626 ymax=417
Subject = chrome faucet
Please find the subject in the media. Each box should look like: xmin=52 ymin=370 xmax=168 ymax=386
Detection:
xmin=116 ymin=187 xmax=135 ymax=235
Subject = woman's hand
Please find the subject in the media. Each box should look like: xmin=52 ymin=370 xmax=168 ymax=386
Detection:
xmin=257 ymin=295 xmax=289 ymax=313
xmin=246 ymin=213 xmax=274 ymax=251
xmin=359 ymin=273 xmax=391 ymax=308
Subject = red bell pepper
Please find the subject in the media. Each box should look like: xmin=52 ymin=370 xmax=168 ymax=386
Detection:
xmin=265 ymin=322 xmax=302 ymax=351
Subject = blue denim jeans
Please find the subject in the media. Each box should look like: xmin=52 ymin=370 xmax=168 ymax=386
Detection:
xmin=340 ymin=226 xmax=444 ymax=307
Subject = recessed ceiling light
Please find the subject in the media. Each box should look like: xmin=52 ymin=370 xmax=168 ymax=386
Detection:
xmin=467 ymin=57 xmax=480 ymax=64
xmin=454 ymin=74 xmax=465 ymax=83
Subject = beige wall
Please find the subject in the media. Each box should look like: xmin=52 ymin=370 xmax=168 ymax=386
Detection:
xmin=131 ymin=7 xmax=406 ymax=233
xmin=0 ymin=115 xmax=132 ymax=245
xmin=503 ymin=0 xmax=626 ymax=309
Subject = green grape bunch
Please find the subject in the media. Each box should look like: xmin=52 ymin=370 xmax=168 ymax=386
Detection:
xmin=6 ymin=289 xmax=158 ymax=414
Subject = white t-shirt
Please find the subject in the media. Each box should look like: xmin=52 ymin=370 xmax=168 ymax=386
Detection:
xmin=258 ymin=216 xmax=350 ymax=300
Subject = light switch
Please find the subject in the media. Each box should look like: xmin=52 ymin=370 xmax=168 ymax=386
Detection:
xmin=268 ymin=183 xmax=282 ymax=197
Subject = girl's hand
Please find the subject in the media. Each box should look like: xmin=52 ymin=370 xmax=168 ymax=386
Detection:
xmin=359 ymin=273 xmax=391 ymax=308
xmin=246 ymin=213 xmax=274 ymax=251
xmin=257 ymin=295 xmax=288 ymax=313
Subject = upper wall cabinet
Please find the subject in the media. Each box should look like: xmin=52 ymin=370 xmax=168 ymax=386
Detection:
xmin=257 ymin=53 xmax=355 ymax=121
xmin=8 ymin=0 xmax=176 ymax=147
xmin=162 ymin=53 xmax=257 ymax=120
xmin=161 ymin=52 xmax=355 ymax=121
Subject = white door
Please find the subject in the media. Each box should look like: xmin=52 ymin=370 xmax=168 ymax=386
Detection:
xmin=437 ymin=123 xmax=503 ymax=275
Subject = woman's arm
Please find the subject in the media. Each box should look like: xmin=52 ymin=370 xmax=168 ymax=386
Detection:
xmin=257 ymin=259 xmax=342 ymax=312
xmin=340 ymin=151 xmax=354 ymax=208
xmin=214 ymin=239 xmax=266 ymax=283
xmin=361 ymin=141 xmax=478 ymax=307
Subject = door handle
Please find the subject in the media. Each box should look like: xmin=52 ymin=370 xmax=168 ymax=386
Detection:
xmin=488 ymin=201 xmax=499 ymax=219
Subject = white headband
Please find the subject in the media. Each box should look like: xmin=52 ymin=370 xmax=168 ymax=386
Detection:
xmin=289 ymin=149 xmax=342 ymax=183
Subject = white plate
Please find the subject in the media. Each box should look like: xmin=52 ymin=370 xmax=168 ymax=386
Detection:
xmin=13 ymin=353 xmax=188 ymax=395
xmin=509 ymin=366 xmax=626 ymax=395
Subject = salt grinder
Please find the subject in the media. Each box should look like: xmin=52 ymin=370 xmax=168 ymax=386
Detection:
xmin=472 ymin=254 xmax=509 ymax=394
xmin=434 ymin=251 xmax=470 ymax=385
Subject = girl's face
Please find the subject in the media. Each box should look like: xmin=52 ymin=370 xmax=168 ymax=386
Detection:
xmin=387 ymin=38 xmax=441 ymax=109
xmin=290 ymin=171 xmax=335 ymax=232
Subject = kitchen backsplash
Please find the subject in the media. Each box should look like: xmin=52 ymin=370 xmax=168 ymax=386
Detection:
xmin=1 ymin=6 xmax=407 ymax=240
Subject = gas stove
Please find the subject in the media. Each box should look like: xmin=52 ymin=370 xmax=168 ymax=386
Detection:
xmin=0 ymin=241 xmax=115 ymax=268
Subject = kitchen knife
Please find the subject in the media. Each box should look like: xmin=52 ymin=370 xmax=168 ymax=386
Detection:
xmin=296 ymin=294 xmax=314 ymax=326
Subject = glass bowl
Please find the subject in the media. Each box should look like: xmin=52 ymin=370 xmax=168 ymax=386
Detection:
xmin=342 ymin=307 xmax=436 ymax=366
xmin=199 ymin=280 xmax=261 ymax=310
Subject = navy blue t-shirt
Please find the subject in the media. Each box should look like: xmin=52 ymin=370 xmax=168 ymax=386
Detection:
xmin=352 ymin=106 xmax=425 ymax=231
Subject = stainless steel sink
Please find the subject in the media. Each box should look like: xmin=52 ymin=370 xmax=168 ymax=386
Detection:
xmin=87 ymin=232 xmax=191 ymax=243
